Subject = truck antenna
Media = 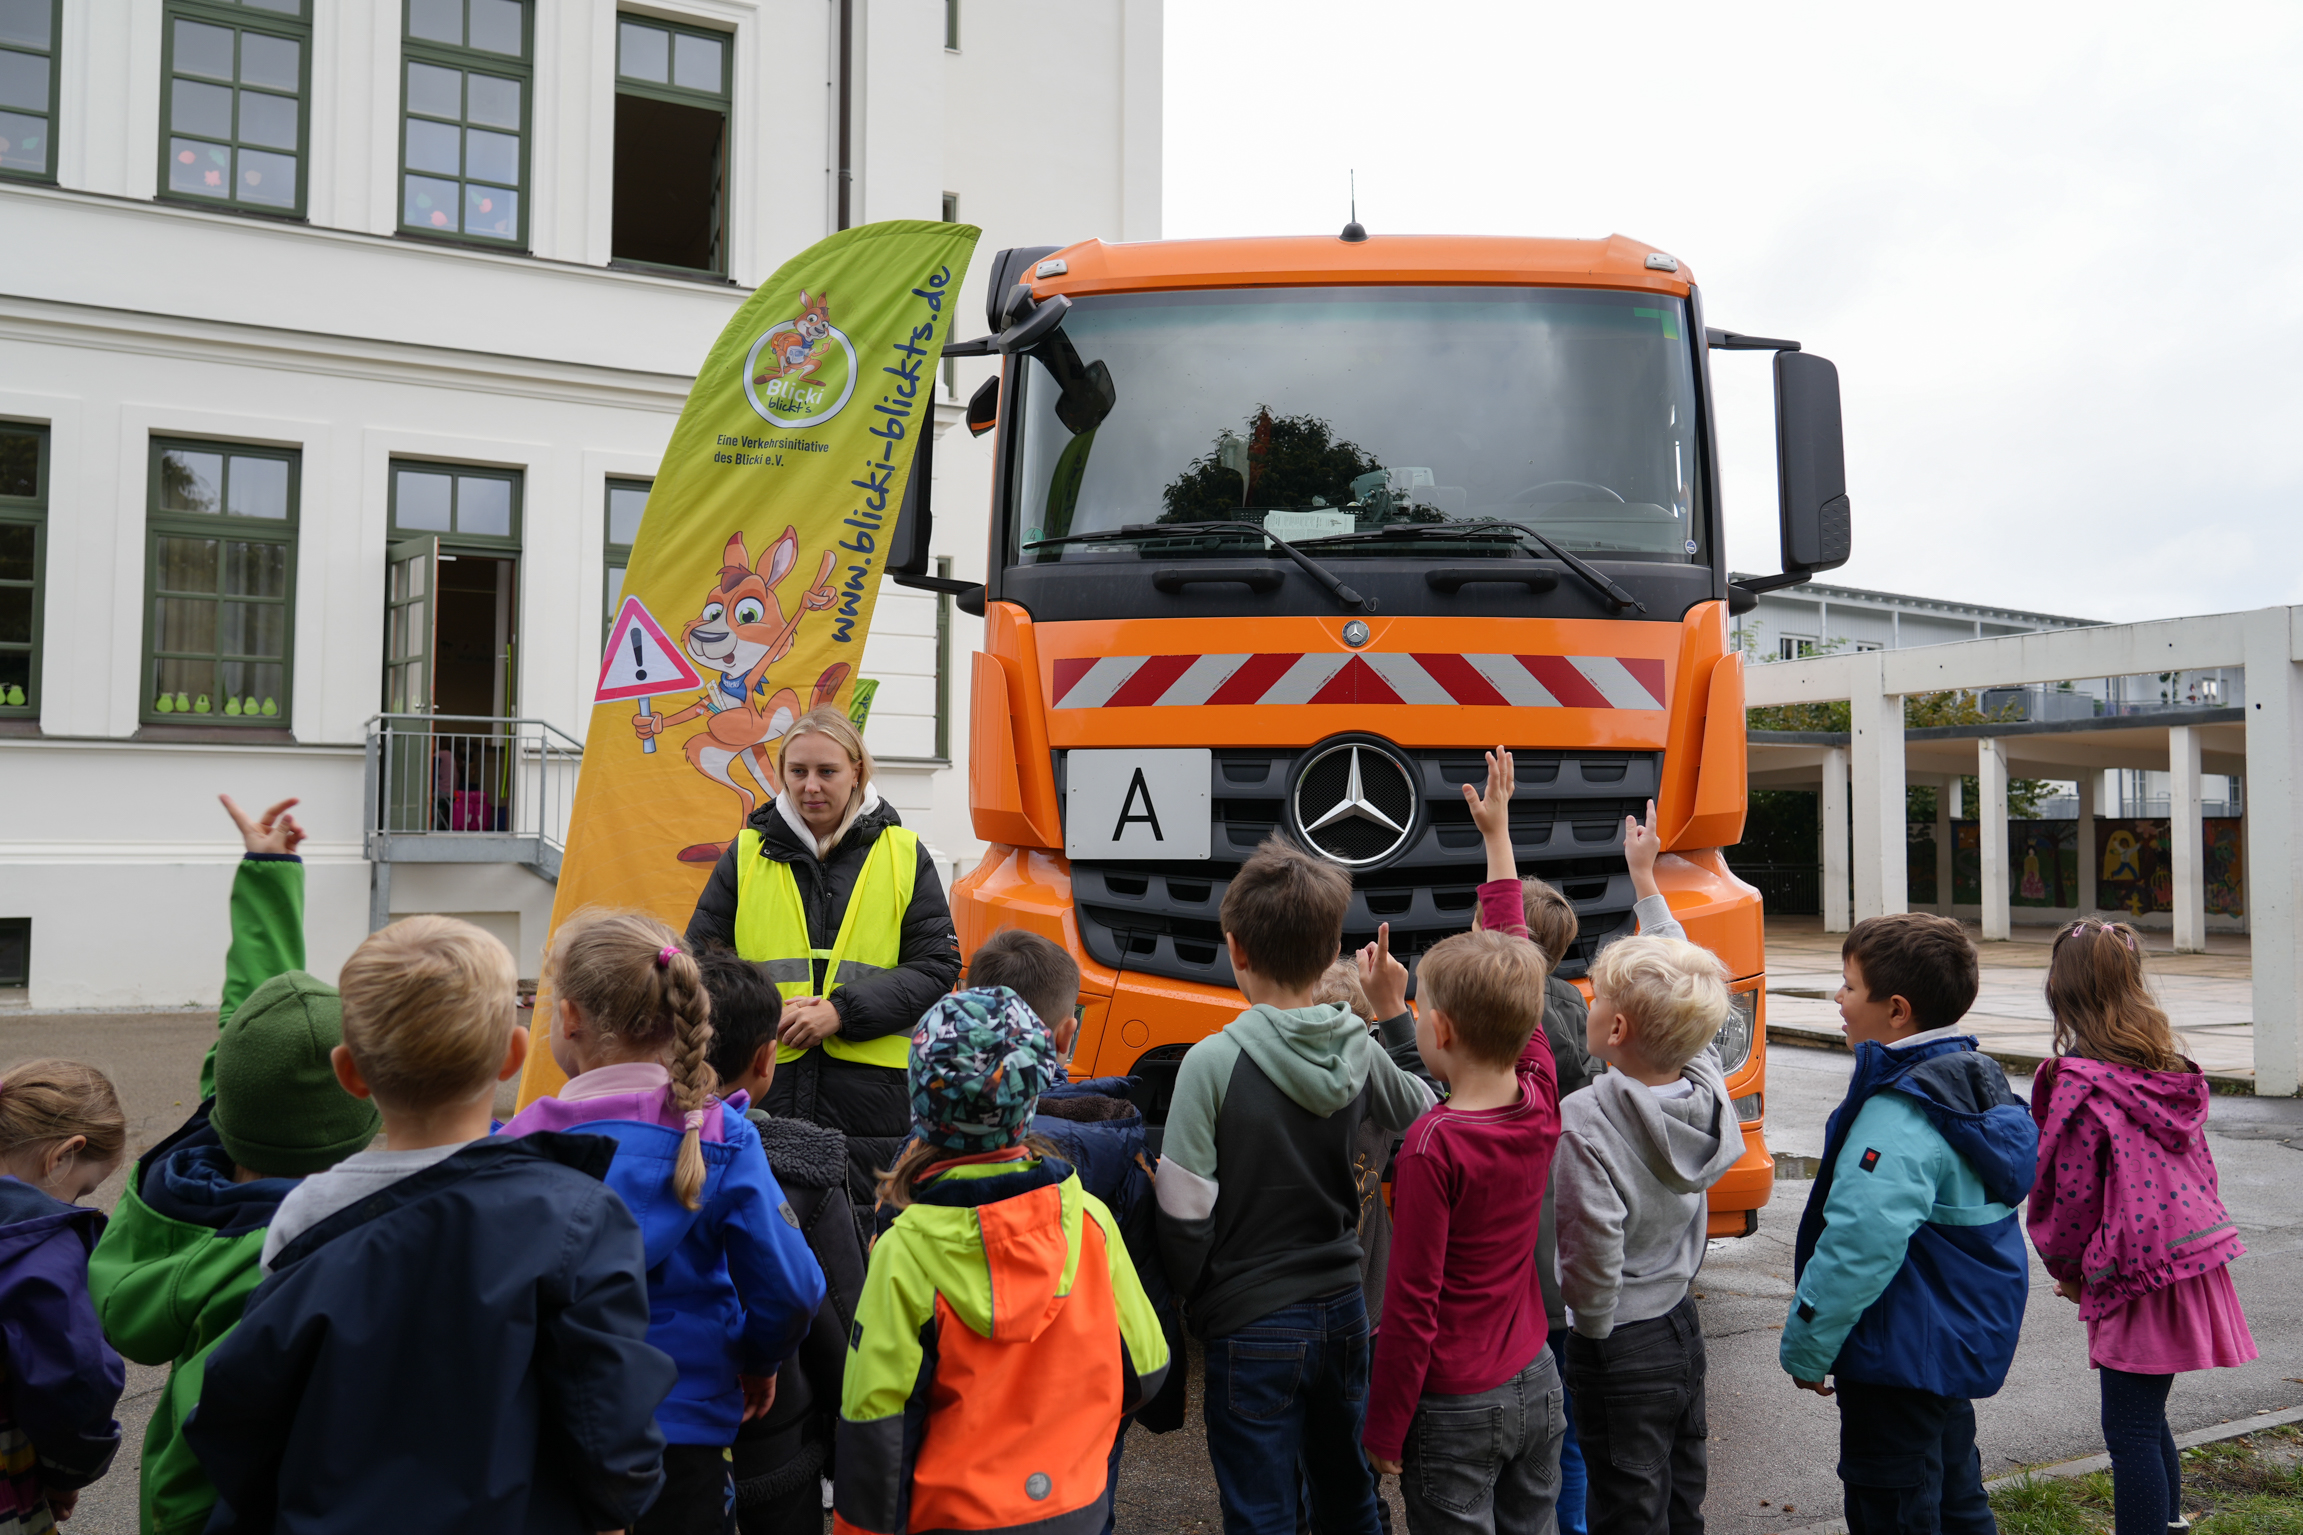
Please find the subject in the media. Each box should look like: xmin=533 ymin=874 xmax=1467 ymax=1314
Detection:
xmin=1341 ymin=171 xmax=1367 ymax=243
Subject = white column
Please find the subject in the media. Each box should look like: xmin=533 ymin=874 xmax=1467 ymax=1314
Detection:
xmin=1979 ymin=738 xmax=2011 ymax=941
xmin=1849 ymin=654 xmax=1908 ymax=922
xmin=2076 ymin=771 xmax=2098 ymax=916
xmin=2170 ymin=725 xmax=2206 ymax=952
xmin=1949 ymin=776 xmax=1964 ymax=818
xmin=2243 ymin=607 xmax=2302 ymax=1096
xmin=1822 ymin=747 xmax=1851 ymax=933
xmin=1934 ymin=774 xmax=1954 ymax=915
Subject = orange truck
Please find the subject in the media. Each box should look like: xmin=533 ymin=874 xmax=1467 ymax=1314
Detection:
xmin=888 ymin=231 xmax=1852 ymax=1236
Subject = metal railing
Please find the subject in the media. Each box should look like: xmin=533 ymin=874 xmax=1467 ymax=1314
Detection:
xmin=363 ymin=715 xmax=584 ymax=928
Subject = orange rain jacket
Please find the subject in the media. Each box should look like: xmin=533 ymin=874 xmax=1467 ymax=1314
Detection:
xmin=833 ymin=1151 xmax=1169 ymax=1535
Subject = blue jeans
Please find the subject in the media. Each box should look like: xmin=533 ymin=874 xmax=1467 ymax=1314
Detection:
xmin=2100 ymin=1368 xmax=2180 ymax=1535
xmin=1399 ymin=1348 xmax=1564 ymax=1535
xmin=1203 ymin=1285 xmax=1381 ymax=1535
xmin=1832 ymin=1381 xmax=1994 ymax=1535
xmin=1548 ymin=1328 xmax=1588 ymax=1535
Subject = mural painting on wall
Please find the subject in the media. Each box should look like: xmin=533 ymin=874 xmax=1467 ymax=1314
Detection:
xmin=2204 ymin=818 xmax=2244 ymax=917
xmin=1951 ymin=821 xmax=2080 ymax=907
xmin=2097 ymin=819 xmax=2169 ymax=916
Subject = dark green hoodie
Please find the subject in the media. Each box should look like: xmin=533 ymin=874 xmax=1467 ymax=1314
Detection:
xmin=1153 ymin=1003 xmax=1435 ymax=1338
xmin=87 ymin=855 xmax=305 ymax=1535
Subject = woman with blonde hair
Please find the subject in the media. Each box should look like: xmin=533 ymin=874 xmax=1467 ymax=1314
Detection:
xmin=686 ymin=707 xmax=960 ymax=1236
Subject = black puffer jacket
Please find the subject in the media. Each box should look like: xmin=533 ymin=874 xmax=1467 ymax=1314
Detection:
xmin=687 ymin=794 xmax=961 ymax=1219
xmin=734 ymin=1112 xmax=867 ymax=1535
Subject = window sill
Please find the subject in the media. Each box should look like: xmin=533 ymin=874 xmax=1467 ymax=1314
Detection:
xmin=876 ymin=756 xmax=953 ymax=768
xmin=154 ymin=194 xmax=309 ymax=226
xmin=606 ymin=259 xmax=736 ymax=287
xmin=133 ymin=722 xmax=298 ymax=745
xmin=0 ymin=718 xmax=43 ymax=738
xmin=393 ymin=227 xmax=529 ymax=258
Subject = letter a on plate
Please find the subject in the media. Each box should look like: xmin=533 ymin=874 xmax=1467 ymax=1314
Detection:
xmin=1066 ymin=749 xmax=1210 ymax=861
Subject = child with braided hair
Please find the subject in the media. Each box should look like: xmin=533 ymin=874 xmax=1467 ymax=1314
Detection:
xmin=502 ymin=910 xmax=826 ymax=1535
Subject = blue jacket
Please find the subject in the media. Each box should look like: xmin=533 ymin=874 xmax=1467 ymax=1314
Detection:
xmin=186 ymin=1133 xmax=677 ymax=1534
xmin=1784 ymin=1034 xmax=2037 ymax=1398
xmin=0 ymin=1178 xmax=124 ymax=1494
xmin=502 ymin=1097 xmax=826 ymax=1445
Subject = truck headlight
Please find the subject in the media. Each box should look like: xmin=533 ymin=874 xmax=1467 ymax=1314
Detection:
xmin=1714 ymin=986 xmax=1758 ymax=1075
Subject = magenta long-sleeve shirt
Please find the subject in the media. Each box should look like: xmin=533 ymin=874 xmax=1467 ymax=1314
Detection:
xmin=1363 ymin=1026 xmax=1560 ymax=1462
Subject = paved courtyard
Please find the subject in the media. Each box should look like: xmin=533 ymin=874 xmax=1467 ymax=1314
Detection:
xmin=1760 ymin=916 xmax=2261 ymax=1081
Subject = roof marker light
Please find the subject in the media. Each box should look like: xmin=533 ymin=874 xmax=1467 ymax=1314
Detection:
xmin=1035 ymin=258 xmax=1068 ymax=278
xmin=1645 ymin=253 xmax=1680 ymax=272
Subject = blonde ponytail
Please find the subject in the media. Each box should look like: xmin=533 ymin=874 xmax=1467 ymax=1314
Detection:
xmin=545 ymin=908 xmax=721 ymax=1210
xmin=661 ymin=946 xmax=716 ymax=1210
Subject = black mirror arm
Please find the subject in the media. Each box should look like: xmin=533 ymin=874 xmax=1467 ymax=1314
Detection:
xmin=1706 ymin=328 xmax=1802 ymax=352
xmin=1726 ymin=570 xmax=1813 ymax=616
xmin=943 ymin=335 xmax=997 ymax=358
xmin=891 ymin=571 xmax=986 ymax=616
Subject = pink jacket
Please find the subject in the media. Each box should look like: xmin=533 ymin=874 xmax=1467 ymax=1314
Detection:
xmin=2026 ymin=1054 xmax=2243 ymax=1321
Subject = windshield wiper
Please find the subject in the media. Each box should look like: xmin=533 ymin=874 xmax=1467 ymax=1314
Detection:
xmin=1023 ymin=521 xmax=1371 ymax=611
xmin=1296 ymin=520 xmax=1645 ymax=614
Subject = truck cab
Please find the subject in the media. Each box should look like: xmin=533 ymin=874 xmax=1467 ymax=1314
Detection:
xmin=894 ymin=232 xmax=1852 ymax=1235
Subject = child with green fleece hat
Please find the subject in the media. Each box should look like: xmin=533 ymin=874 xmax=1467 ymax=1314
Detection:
xmin=87 ymin=794 xmax=381 ymax=1535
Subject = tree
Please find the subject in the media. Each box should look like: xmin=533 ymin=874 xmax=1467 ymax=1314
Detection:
xmin=1160 ymin=406 xmax=1384 ymax=522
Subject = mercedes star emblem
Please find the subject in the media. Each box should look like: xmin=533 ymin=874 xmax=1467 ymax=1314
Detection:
xmin=1342 ymin=620 xmax=1371 ymax=647
xmin=1294 ymin=742 xmax=1417 ymax=866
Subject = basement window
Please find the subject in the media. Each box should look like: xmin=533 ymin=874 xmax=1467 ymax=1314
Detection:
xmin=612 ymin=15 xmax=728 ymax=276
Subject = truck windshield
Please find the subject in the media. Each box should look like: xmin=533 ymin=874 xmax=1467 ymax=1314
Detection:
xmin=1008 ymin=285 xmax=1705 ymax=567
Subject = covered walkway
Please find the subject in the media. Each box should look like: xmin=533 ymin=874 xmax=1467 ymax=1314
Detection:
xmin=1743 ymin=604 xmax=2302 ymax=1094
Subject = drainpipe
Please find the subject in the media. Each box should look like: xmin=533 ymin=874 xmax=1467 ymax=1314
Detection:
xmin=836 ymin=0 xmax=853 ymax=229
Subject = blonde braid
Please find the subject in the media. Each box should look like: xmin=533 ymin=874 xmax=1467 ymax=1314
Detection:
xmin=661 ymin=945 xmax=719 ymax=1210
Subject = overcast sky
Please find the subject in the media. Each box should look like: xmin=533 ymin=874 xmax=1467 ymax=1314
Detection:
xmin=1162 ymin=1 xmax=2303 ymax=624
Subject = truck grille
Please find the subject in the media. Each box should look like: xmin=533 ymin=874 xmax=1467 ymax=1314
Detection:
xmin=1066 ymin=747 xmax=1663 ymax=994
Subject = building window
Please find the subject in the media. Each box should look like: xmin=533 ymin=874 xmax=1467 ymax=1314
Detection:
xmin=944 ymin=0 xmax=959 ymax=51
xmin=161 ymin=0 xmax=311 ymax=216
xmin=1779 ymin=635 xmax=1816 ymax=661
xmin=0 ymin=0 xmax=60 ymax=183
xmin=612 ymin=16 xmax=728 ymax=274
xmin=400 ymin=0 xmax=529 ymax=247
xmin=389 ymin=461 xmax=521 ymax=546
xmin=0 ymin=423 xmax=45 ymax=717
xmin=144 ymin=439 xmax=298 ymax=725
xmin=604 ymin=477 xmax=648 ymax=634
xmin=1854 ymin=641 xmax=1883 ymax=652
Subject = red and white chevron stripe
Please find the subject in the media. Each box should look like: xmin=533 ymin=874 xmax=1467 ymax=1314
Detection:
xmin=1049 ymin=653 xmax=1668 ymax=710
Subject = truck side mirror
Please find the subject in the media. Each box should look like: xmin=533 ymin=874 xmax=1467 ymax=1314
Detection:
xmin=1775 ymin=350 xmax=1850 ymax=575
xmin=885 ymin=416 xmax=988 ymax=614
xmin=966 ymin=374 xmax=998 ymax=438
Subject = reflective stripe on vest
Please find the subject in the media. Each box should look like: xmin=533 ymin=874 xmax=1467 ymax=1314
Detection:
xmin=732 ymin=823 xmax=918 ymax=1069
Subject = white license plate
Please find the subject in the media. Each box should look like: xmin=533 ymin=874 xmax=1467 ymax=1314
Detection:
xmin=1065 ymin=749 xmax=1211 ymax=861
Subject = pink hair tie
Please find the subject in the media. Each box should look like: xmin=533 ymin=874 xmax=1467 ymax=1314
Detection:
xmin=683 ymin=1109 xmax=705 ymax=1132
xmin=655 ymin=945 xmax=679 ymax=970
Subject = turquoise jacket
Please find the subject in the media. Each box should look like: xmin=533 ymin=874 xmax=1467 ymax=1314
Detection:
xmin=1781 ymin=1033 xmax=2036 ymax=1396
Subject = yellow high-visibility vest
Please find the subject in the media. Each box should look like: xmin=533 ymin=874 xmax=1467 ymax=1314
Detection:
xmin=733 ymin=823 xmax=919 ymax=1069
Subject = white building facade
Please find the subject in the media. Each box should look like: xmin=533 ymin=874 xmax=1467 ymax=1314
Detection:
xmin=0 ymin=0 xmax=1161 ymax=1008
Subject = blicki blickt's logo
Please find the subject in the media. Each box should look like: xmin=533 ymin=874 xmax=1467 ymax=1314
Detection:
xmin=742 ymin=287 xmax=859 ymax=428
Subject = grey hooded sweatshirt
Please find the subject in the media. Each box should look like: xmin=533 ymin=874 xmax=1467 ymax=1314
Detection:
xmin=1155 ymin=1002 xmax=1436 ymax=1339
xmin=1553 ymin=1043 xmax=1741 ymax=1338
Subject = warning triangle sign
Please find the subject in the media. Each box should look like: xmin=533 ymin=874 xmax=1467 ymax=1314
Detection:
xmin=596 ymin=596 xmax=705 ymax=703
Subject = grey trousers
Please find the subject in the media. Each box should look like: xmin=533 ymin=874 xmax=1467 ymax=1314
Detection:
xmin=1400 ymin=1347 xmax=1565 ymax=1535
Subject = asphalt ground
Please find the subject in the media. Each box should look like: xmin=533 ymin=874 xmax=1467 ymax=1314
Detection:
xmin=11 ymin=1011 xmax=2300 ymax=1535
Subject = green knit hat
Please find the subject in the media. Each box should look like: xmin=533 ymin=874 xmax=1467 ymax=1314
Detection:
xmin=209 ymin=970 xmax=382 ymax=1177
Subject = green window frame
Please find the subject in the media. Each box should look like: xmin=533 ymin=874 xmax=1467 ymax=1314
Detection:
xmin=399 ymin=0 xmax=531 ymax=248
xmin=603 ymin=476 xmax=648 ymax=638
xmin=0 ymin=0 xmax=60 ymax=184
xmin=143 ymin=439 xmax=299 ymax=726
xmin=611 ymin=14 xmax=730 ymax=276
xmin=0 ymin=422 xmax=47 ymax=717
xmin=389 ymin=460 xmax=523 ymax=549
xmin=159 ymin=0 xmax=311 ymax=218
xmin=944 ymin=0 xmax=960 ymax=51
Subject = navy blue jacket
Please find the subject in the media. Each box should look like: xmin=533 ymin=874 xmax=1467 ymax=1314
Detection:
xmin=186 ymin=1133 xmax=678 ymax=1534
xmin=1790 ymin=1035 xmax=2037 ymax=1398
xmin=0 ymin=1178 xmax=124 ymax=1492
